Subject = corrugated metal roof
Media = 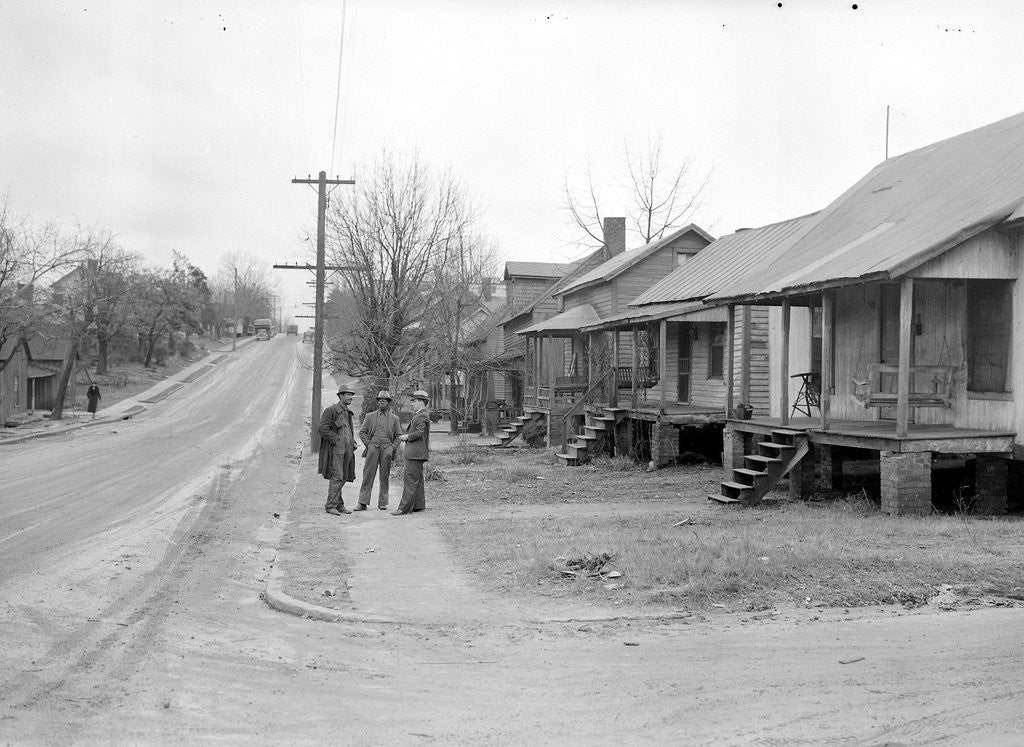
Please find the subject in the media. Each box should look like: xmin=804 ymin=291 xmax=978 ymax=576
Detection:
xmin=710 ymin=110 xmax=1024 ymax=302
xmin=503 ymin=261 xmax=576 ymax=280
xmin=630 ymin=213 xmax=819 ymax=306
xmin=556 ymin=224 xmax=713 ymax=296
xmin=579 ymin=300 xmax=704 ymax=330
xmin=517 ymin=304 xmax=601 ymax=335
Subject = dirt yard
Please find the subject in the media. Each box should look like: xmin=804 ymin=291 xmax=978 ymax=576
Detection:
xmin=426 ymin=439 xmax=1024 ymax=616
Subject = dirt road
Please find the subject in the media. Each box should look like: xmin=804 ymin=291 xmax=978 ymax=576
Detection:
xmin=2 ymin=338 xmax=1023 ymax=744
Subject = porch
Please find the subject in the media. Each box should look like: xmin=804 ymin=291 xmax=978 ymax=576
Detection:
xmin=723 ymin=416 xmax=1014 ymax=515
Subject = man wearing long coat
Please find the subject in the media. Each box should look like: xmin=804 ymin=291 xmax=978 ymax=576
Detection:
xmin=355 ymin=389 xmax=402 ymax=510
xmin=393 ymin=390 xmax=431 ymax=515
xmin=318 ymin=386 xmax=357 ymax=515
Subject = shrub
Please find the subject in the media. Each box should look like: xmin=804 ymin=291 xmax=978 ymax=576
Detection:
xmin=521 ymin=418 xmax=547 ymax=448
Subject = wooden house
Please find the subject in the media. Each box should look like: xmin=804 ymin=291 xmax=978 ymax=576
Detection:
xmin=512 ymin=222 xmax=714 ymax=458
xmin=557 ymin=216 xmax=815 ymax=467
xmin=708 ymin=111 xmax=1024 ymax=515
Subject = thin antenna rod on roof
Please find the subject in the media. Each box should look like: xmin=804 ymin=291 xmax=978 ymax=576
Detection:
xmin=885 ymin=105 xmax=890 ymax=160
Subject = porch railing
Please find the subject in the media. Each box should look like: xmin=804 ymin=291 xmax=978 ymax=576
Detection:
xmin=558 ymin=367 xmax=616 ymax=455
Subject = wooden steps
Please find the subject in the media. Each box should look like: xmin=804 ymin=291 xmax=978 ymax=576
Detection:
xmin=491 ymin=412 xmax=544 ymax=447
xmin=554 ymin=406 xmax=627 ymax=467
xmin=709 ymin=428 xmax=810 ymax=506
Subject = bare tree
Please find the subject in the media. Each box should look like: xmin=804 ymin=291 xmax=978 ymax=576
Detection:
xmin=0 ymin=195 xmax=85 ymax=368
xmin=217 ymin=251 xmax=273 ymax=331
xmin=420 ymin=231 xmax=497 ymax=434
xmin=48 ymin=228 xmax=123 ymax=419
xmin=563 ymin=135 xmax=710 ymax=248
xmin=79 ymin=239 xmax=142 ymax=375
xmin=324 ymin=150 xmax=476 ymax=400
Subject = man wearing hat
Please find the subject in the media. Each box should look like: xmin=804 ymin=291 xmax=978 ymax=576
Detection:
xmin=355 ymin=389 xmax=402 ymax=510
xmin=393 ymin=389 xmax=431 ymax=515
xmin=318 ymin=385 xmax=357 ymax=515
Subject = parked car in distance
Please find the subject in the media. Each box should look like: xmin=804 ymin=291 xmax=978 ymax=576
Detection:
xmin=302 ymin=330 xmax=314 ymax=343
xmin=286 ymin=324 xmax=298 ymax=335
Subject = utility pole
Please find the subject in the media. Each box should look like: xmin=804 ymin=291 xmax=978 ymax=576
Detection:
xmin=280 ymin=171 xmax=355 ymax=453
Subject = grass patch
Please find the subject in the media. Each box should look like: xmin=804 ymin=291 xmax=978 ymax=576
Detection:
xmin=431 ymin=449 xmax=1024 ymax=612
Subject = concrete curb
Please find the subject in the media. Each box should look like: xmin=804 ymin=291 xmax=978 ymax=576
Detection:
xmin=263 ymin=551 xmax=698 ymax=626
xmin=262 ymin=553 xmax=397 ymax=625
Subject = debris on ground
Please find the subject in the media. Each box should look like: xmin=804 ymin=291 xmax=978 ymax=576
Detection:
xmin=551 ymin=552 xmax=622 ymax=580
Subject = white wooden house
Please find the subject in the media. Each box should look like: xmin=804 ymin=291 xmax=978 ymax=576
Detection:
xmin=708 ymin=111 xmax=1024 ymax=515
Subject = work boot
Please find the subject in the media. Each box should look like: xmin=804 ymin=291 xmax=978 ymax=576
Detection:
xmin=353 ymin=504 xmax=368 ymax=511
xmin=326 ymin=507 xmax=342 ymax=516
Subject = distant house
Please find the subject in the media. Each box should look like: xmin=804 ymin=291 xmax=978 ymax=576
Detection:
xmin=707 ymin=111 xmax=1024 ymax=515
xmin=22 ymin=332 xmax=76 ymax=411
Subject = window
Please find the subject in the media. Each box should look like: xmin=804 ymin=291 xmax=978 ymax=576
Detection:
xmin=708 ymin=323 xmax=726 ymax=378
xmin=675 ymin=251 xmax=690 ymax=269
xmin=967 ymin=280 xmax=1012 ymax=393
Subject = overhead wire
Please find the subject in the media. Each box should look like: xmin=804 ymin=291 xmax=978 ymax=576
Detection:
xmin=330 ymin=0 xmax=348 ymax=175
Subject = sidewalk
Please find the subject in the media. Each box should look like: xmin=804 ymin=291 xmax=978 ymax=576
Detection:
xmin=0 ymin=337 xmax=257 ymax=446
xmin=264 ymin=423 xmax=691 ymax=628
xmin=264 ymin=428 xmax=528 ymax=627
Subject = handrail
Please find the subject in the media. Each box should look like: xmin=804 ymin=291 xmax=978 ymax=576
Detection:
xmin=558 ymin=367 xmax=616 ymax=454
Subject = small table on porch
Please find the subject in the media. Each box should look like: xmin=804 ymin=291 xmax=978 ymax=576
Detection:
xmin=791 ymin=371 xmax=820 ymax=417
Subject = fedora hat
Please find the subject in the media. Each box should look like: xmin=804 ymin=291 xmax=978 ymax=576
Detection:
xmin=411 ymin=389 xmax=429 ymax=402
xmin=337 ymin=386 xmax=356 ymax=395
xmin=376 ymin=390 xmax=393 ymax=401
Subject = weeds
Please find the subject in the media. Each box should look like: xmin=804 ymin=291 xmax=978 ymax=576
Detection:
xmin=485 ymin=463 xmax=536 ymax=484
xmin=587 ymin=454 xmax=641 ymax=472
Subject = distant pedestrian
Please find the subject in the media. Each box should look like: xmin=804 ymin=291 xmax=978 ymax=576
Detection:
xmin=86 ymin=384 xmax=101 ymax=418
xmin=318 ymin=386 xmax=357 ymax=516
xmin=355 ymin=390 xmax=402 ymax=511
xmin=393 ymin=390 xmax=431 ymax=516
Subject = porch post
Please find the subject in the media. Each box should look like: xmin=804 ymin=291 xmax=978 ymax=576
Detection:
xmin=820 ymin=291 xmax=833 ymax=430
xmin=630 ymin=325 xmax=639 ymax=407
xmin=740 ymin=306 xmax=751 ymax=404
xmin=726 ymin=304 xmax=736 ymax=415
xmin=534 ymin=336 xmax=542 ymax=399
xmin=659 ymin=320 xmax=668 ymax=413
xmin=587 ymin=332 xmax=593 ymax=387
xmin=547 ymin=333 xmax=556 ymax=389
xmin=612 ymin=330 xmax=620 ymax=407
xmin=780 ymin=299 xmax=791 ymax=426
xmin=896 ymin=277 xmax=914 ymax=438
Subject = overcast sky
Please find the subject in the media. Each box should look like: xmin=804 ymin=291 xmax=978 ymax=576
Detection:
xmin=2 ymin=1 xmax=1022 ymax=321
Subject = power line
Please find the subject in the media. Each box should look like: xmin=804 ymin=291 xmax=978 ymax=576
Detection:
xmin=330 ymin=0 xmax=348 ymax=173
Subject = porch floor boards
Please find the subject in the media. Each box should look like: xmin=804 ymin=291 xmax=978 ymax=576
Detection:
xmin=728 ymin=417 xmax=1015 ymax=454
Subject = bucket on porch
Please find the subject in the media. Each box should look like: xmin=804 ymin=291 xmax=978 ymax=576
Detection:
xmin=733 ymin=404 xmax=754 ymax=420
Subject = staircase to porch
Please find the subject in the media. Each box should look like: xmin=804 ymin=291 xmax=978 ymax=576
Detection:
xmin=710 ymin=428 xmax=810 ymax=506
xmin=492 ymin=411 xmax=544 ymax=447
xmin=555 ymin=407 xmax=626 ymax=466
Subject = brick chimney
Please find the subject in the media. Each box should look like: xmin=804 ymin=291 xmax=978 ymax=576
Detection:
xmin=603 ymin=217 xmax=626 ymax=257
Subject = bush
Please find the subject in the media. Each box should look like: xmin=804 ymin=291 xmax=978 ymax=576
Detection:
xmin=521 ymin=418 xmax=547 ymax=448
